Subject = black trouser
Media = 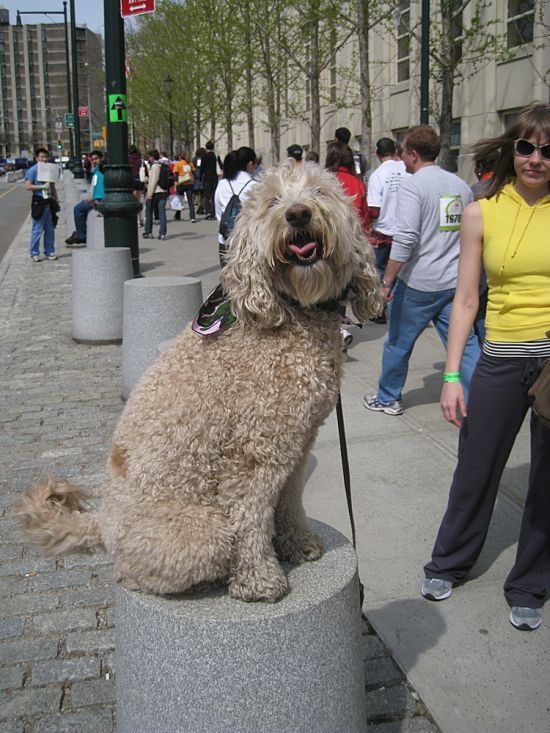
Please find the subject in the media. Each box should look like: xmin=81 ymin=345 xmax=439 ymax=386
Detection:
xmin=203 ymin=179 xmax=218 ymax=217
xmin=425 ymin=353 xmax=550 ymax=608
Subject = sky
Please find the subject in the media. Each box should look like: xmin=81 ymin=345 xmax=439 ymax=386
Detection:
xmin=1 ymin=1 xmax=104 ymax=35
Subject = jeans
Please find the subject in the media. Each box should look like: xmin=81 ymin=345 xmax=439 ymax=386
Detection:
xmin=373 ymin=243 xmax=392 ymax=281
xmin=145 ymin=193 xmax=168 ymax=236
xmin=74 ymin=200 xmax=94 ymax=241
xmin=174 ymin=187 xmax=195 ymax=221
xmin=30 ymin=204 xmax=55 ymax=257
xmin=377 ymin=279 xmax=480 ymax=404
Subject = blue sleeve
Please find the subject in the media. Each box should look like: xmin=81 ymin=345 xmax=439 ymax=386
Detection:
xmin=25 ymin=165 xmax=37 ymax=184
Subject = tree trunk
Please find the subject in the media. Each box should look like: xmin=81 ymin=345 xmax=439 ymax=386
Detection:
xmin=438 ymin=0 xmax=455 ymax=171
xmin=356 ymin=0 xmax=372 ymax=164
xmin=244 ymin=0 xmax=255 ymax=150
xmin=309 ymin=3 xmax=321 ymax=153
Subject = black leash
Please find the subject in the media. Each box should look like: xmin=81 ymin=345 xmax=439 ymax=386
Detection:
xmin=335 ymin=392 xmax=364 ymax=608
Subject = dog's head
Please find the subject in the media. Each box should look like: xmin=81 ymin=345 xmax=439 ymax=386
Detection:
xmin=221 ymin=163 xmax=383 ymax=327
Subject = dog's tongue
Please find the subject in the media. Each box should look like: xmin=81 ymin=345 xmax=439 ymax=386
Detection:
xmin=288 ymin=241 xmax=316 ymax=257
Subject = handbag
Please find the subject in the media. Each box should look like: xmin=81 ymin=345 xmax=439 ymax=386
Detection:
xmin=170 ymin=195 xmax=183 ymax=211
xmin=528 ymin=331 xmax=550 ymax=429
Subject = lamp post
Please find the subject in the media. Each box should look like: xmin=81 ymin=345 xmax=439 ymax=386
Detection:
xmin=69 ymin=0 xmax=84 ymax=177
xmin=164 ymin=74 xmax=174 ymax=159
xmin=96 ymin=0 xmax=141 ymax=277
xmin=15 ymin=5 xmax=73 ymax=158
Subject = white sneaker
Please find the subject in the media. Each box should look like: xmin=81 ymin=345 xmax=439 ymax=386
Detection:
xmin=509 ymin=606 xmax=542 ymax=631
xmin=421 ymin=578 xmax=453 ymax=601
xmin=364 ymin=395 xmax=403 ymax=416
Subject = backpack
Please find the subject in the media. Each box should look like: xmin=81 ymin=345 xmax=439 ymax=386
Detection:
xmin=157 ymin=162 xmax=172 ymax=191
xmin=219 ymin=179 xmax=253 ymax=240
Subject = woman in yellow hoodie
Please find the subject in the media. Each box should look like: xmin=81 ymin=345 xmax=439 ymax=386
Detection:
xmin=422 ymin=103 xmax=550 ymax=631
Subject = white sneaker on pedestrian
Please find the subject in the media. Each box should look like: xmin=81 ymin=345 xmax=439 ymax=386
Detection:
xmin=46 ymin=254 xmax=58 ymax=260
xmin=421 ymin=578 xmax=453 ymax=601
xmin=509 ymin=606 xmax=542 ymax=631
xmin=31 ymin=255 xmax=41 ymax=262
xmin=364 ymin=395 xmax=403 ymax=416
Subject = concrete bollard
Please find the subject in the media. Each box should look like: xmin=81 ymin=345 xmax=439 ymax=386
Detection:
xmin=71 ymin=247 xmax=133 ymax=344
xmin=122 ymin=276 xmax=203 ymax=400
xmin=115 ymin=520 xmax=366 ymax=733
xmin=86 ymin=211 xmax=105 ymax=250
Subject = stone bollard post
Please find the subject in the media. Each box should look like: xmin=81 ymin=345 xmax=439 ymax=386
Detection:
xmin=122 ymin=276 xmax=203 ymax=399
xmin=71 ymin=247 xmax=133 ymax=344
xmin=116 ymin=520 xmax=366 ymax=733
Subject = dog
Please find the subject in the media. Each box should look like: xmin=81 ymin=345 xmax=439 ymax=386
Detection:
xmin=18 ymin=163 xmax=383 ymax=603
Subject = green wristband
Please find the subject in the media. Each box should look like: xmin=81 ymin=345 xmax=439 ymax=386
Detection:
xmin=443 ymin=372 xmax=461 ymax=383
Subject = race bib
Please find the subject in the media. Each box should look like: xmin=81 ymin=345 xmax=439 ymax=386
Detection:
xmin=439 ymin=194 xmax=463 ymax=231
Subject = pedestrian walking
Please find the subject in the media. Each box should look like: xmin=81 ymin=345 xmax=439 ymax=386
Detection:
xmin=335 ymin=127 xmax=368 ymax=180
xmin=143 ymin=149 xmax=169 ymax=240
xmin=129 ymin=144 xmax=145 ymax=226
xmin=202 ymin=141 xmax=221 ymax=219
xmin=422 ymin=103 xmax=550 ymax=632
xmin=364 ymin=125 xmax=480 ymax=416
xmin=24 ymin=147 xmax=59 ymax=262
xmin=173 ymin=153 xmax=196 ymax=222
xmin=325 ymin=141 xmax=369 ymax=234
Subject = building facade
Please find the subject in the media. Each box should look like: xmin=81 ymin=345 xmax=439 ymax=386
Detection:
xmin=229 ymin=0 xmax=549 ymax=183
xmin=0 ymin=7 xmax=103 ymax=158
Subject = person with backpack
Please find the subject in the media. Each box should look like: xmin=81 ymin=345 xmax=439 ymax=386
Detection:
xmin=214 ymin=147 xmax=258 ymax=266
xmin=143 ymin=149 xmax=170 ymax=240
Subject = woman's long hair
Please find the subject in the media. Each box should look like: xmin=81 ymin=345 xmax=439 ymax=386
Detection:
xmin=324 ymin=141 xmax=355 ymax=175
xmin=222 ymin=146 xmax=256 ymax=181
xmin=471 ymin=103 xmax=550 ymax=198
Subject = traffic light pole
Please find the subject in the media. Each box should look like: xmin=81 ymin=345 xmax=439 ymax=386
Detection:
xmin=97 ymin=0 xmax=141 ymax=277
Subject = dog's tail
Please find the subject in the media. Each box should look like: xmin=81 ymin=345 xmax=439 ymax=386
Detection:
xmin=17 ymin=478 xmax=104 ymax=556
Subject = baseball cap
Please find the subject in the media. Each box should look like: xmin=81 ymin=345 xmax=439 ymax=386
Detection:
xmin=287 ymin=144 xmax=303 ymax=161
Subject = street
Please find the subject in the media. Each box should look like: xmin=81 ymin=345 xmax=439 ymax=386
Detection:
xmin=0 ymin=178 xmax=28 ymax=262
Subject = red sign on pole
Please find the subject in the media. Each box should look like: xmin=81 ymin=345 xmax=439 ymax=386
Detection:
xmin=78 ymin=106 xmax=88 ymax=117
xmin=120 ymin=0 xmax=156 ymax=17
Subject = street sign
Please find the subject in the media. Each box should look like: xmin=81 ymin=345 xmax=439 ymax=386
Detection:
xmin=120 ymin=0 xmax=155 ymax=18
xmin=64 ymin=113 xmax=75 ymax=128
xmin=108 ymin=94 xmax=128 ymax=123
xmin=78 ymin=106 xmax=89 ymax=117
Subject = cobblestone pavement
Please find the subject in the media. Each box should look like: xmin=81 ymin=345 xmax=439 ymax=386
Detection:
xmin=0 ymin=185 xmax=440 ymax=732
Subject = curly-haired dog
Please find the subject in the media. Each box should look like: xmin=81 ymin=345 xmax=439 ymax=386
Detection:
xmin=18 ymin=163 xmax=383 ymax=602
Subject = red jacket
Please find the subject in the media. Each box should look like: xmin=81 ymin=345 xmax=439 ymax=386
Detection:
xmin=335 ymin=167 xmax=370 ymax=234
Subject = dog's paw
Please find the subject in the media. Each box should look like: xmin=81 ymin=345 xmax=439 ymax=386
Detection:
xmin=274 ymin=530 xmax=324 ymax=564
xmin=229 ymin=567 xmax=288 ymax=603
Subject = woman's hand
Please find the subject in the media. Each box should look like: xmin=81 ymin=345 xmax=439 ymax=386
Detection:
xmin=441 ymin=382 xmax=467 ymax=428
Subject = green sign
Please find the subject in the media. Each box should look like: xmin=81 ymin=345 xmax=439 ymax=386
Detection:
xmin=109 ymin=94 xmax=128 ymax=123
xmin=64 ymin=112 xmax=75 ymax=128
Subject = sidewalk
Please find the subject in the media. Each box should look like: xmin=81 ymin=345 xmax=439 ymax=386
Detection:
xmin=1 ymin=175 xmax=547 ymax=732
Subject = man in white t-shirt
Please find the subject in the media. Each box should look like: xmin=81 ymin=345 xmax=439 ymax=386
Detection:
xmin=367 ymin=138 xmax=410 ymax=281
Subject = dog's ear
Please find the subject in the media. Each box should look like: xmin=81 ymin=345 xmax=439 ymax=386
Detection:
xmin=221 ymin=227 xmax=289 ymax=328
xmin=346 ymin=239 xmax=385 ymax=324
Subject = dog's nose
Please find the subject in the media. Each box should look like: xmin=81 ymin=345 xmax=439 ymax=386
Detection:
xmin=286 ymin=204 xmax=312 ymax=228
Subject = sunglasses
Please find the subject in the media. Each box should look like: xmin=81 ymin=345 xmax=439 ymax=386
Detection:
xmin=513 ymin=138 xmax=550 ymax=161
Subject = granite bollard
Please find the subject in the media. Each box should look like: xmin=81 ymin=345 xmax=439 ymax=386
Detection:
xmin=122 ymin=276 xmax=203 ymax=399
xmin=116 ymin=520 xmax=366 ymax=733
xmin=71 ymin=247 xmax=133 ymax=344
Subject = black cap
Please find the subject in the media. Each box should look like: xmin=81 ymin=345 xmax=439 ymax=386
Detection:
xmin=287 ymin=144 xmax=303 ymax=161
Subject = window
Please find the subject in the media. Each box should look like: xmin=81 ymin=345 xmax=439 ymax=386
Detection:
xmin=507 ymin=0 xmax=534 ymax=48
xmin=392 ymin=128 xmax=407 ymax=146
xmin=396 ymin=0 xmax=410 ymax=82
xmin=450 ymin=118 xmax=461 ymax=172
xmin=500 ymin=108 xmax=522 ymax=129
